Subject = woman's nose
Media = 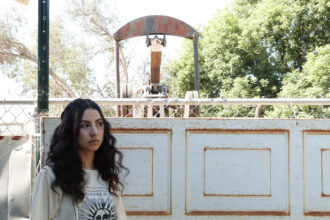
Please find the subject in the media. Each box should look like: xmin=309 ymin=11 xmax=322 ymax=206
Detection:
xmin=90 ymin=125 xmax=98 ymax=135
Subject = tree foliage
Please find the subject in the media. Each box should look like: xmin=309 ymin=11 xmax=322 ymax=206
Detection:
xmin=280 ymin=45 xmax=330 ymax=98
xmin=265 ymin=45 xmax=330 ymax=118
xmin=168 ymin=0 xmax=330 ymax=102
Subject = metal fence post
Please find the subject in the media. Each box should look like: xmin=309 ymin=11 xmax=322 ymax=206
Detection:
xmin=193 ymin=32 xmax=199 ymax=92
xmin=37 ymin=0 xmax=49 ymax=113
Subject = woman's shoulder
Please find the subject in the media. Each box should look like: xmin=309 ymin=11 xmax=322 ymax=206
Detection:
xmin=36 ymin=165 xmax=56 ymax=182
xmin=34 ymin=164 xmax=63 ymax=196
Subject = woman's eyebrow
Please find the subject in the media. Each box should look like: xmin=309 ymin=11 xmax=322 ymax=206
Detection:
xmin=81 ymin=118 xmax=102 ymax=123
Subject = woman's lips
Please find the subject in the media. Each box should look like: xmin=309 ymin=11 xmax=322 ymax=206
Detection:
xmin=89 ymin=140 xmax=100 ymax=144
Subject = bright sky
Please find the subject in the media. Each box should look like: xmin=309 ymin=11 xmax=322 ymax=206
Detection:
xmin=115 ymin=0 xmax=233 ymax=28
xmin=0 ymin=0 xmax=234 ymax=98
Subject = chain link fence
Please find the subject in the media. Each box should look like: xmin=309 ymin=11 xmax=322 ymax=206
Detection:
xmin=0 ymin=101 xmax=35 ymax=136
xmin=0 ymin=98 xmax=329 ymax=136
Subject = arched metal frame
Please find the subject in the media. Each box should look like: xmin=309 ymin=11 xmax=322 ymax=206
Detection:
xmin=113 ymin=15 xmax=200 ymax=100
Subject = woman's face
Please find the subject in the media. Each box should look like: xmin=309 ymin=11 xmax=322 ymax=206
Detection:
xmin=78 ymin=108 xmax=104 ymax=155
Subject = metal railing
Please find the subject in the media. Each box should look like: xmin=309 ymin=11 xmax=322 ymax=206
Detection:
xmin=0 ymin=98 xmax=329 ymax=136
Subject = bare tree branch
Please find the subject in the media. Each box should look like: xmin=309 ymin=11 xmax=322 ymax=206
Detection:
xmin=68 ymin=0 xmax=129 ymax=83
xmin=1 ymin=41 xmax=77 ymax=97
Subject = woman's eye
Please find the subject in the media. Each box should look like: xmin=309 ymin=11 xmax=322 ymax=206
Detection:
xmin=97 ymin=122 xmax=104 ymax=127
xmin=80 ymin=124 xmax=89 ymax=128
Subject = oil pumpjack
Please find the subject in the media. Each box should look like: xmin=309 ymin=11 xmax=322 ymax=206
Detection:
xmin=113 ymin=15 xmax=200 ymax=117
xmin=143 ymin=34 xmax=169 ymax=98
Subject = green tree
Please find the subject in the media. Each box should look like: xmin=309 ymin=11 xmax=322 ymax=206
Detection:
xmin=168 ymin=0 xmax=329 ymax=100
xmin=168 ymin=2 xmax=277 ymax=99
xmin=245 ymin=0 xmax=330 ymax=73
xmin=266 ymin=45 xmax=330 ymax=118
xmin=280 ymin=45 xmax=330 ymax=98
xmin=167 ymin=40 xmax=198 ymax=98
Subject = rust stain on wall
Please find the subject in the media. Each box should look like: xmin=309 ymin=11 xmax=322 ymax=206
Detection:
xmin=126 ymin=211 xmax=171 ymax=216
xmin=11 ymin=136 xmax=22 ymax=140
xmin=185 ymin=210 xmax=290 ymax=216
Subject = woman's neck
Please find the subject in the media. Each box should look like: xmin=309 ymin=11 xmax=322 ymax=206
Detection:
xmin=78 ymin=151 xmax=95 ymax=170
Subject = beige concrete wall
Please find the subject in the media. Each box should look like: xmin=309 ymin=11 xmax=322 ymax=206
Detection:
xmin=40 ymin=118 xmax=330 ymax=220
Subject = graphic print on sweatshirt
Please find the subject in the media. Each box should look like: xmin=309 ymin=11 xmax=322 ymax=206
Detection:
xmin=78 ymin=187 xmax=118 ymax=220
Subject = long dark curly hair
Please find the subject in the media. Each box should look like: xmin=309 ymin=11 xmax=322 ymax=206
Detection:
xmin=46 ymin=98 xmax=128 ymax=203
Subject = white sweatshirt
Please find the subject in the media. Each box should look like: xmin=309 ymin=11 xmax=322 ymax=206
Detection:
xmin=30 ymin=166 xmax=127 ymax=220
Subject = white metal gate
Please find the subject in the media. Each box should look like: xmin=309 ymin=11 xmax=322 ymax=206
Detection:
xmin=41 ymin=118 xmax=330 ymax=220
xmin=0 ymin=136 xmax=31 ymax=220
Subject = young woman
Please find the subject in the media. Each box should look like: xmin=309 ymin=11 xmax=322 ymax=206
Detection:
xmin=31 ymin=98 xmax=128 ymax=220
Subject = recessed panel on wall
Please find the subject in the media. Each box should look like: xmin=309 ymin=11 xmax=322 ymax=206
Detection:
xmin=304 ymin=131 xmax=330 ymax=215
xmin=186 ymin=130 xmax=289 ymax=215
xmin=204 ymin=148 xmax=271 ymax=196
xmin=121 ymin=148 xmax=153 ymax=196
xmin=113 ymin=129 xmax=172 ymax=215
